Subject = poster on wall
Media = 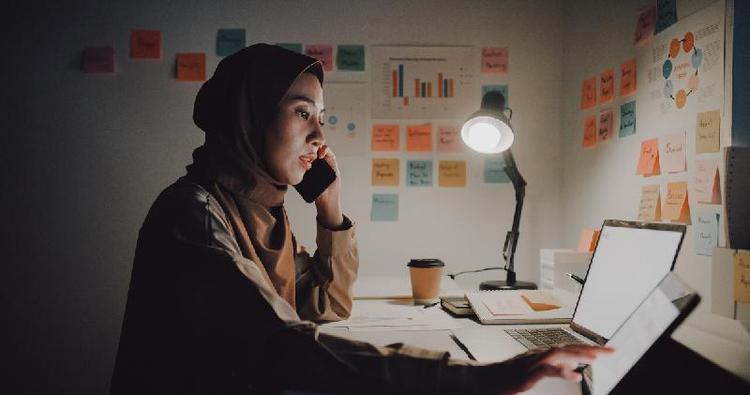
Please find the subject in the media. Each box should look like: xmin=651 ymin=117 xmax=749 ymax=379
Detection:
xmin=321 ymin=81 xmax=368 ymax=156
xmin=370 ymin=46 xmax=478 ymax=119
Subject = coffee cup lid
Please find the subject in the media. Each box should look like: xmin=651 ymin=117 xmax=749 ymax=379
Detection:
xmin=407 ymin=259 xmax=445 ymax=268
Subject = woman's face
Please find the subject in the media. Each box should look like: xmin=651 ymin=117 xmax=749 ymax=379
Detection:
xmin=264 ymin=72 xmax=325 ymax=185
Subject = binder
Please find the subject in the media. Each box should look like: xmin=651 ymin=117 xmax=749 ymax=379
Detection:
xmin=725 ymin=147 xmax=750 ymax=249
xmin=466 ymin=289 xmax=574 ymax=325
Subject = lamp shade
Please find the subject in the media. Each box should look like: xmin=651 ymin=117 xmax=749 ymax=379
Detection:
xmin=460 ymin=112 xmax=514 ymax=154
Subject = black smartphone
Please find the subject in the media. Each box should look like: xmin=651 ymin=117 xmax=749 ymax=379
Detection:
xmin=293 ymin=159 xmax=337 ymax=203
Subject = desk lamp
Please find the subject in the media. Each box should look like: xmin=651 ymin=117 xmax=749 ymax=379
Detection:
xmin=460 ymin=91 xmax=537 ymax=291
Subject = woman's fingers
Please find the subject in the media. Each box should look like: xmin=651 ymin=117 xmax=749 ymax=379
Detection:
xmin=317 ymin=145 xmax=340 ymax=176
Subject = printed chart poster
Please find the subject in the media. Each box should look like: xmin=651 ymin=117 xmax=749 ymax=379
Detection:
xmin=371 ymin=46 xmax=478 ymax=119
xmin=322 ymin=82 xmax=368 ymax=156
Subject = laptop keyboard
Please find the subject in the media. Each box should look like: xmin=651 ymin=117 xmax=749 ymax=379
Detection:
xmin=504 ymin=328 xmax=587 ymax=350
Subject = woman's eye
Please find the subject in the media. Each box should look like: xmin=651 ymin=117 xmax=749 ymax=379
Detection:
xmin=296 ymin=110 xmax=310 ymax=120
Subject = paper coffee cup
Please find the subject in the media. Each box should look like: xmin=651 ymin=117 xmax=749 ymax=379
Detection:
xmin=407 ymin=259 xmax=445 ymax=304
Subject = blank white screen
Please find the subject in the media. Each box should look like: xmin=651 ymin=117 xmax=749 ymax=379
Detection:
xmin=573 ymin=225 xmax=682 ymax=338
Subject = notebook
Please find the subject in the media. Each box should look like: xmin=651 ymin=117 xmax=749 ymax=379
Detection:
xmin=466 ymin=290 xmax=575 ymax=324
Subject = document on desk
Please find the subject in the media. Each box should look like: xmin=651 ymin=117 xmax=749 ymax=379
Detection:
xmin=321 ymin=300 xmax=462 ymax=332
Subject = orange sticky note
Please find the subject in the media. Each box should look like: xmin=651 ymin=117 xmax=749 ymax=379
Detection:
xmin=620 ymin=58 xmax=637 ymax=96
xmin=580 ymin=77 xmax=597 ymax=110
xmin=372 ymin=159 xmax=400 ymax=186
xmin=694 ymin=159 xmax=722 ymax=204
xmin=436 ymin=124 xmax=463 ymax=152
xmin=176 ymin=53 xmax=206 ymax=81
xmin=662 ymin=131 xmax=687 ymax=174
xmin=406 ymin=124 xmax=433 ymax=152
xmin=305 ymin=44 xmax=333 ymax=71
xmin=438 ymin=160 xmax=466 ymax=187
xmin=636 ymin=138 xmax=660 ymax=176
xmin=663 ymin=182 xmax=691 ymax=224
xmin=638 ymin=184 xmax=662 ymax=221
xmin=600 ymin=69 xmax=614 ymax=104
xmin=577 ymin=229 xmax=601 ymax=252
xmin=481 ymin=47 xmax=509 ymax=75
xmin=598 ymin=109 xmax=614 ymax=142
xmin=371 ymin=124 xmax=400 ymax=152
xmin=582 ymin=116 xmax=597 ymax=148
xmin=130 ymin=30 xmax=162 ymax=59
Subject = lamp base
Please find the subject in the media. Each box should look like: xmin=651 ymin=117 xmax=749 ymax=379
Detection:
xmin=479 ymin=280 xmax=537 ymax=291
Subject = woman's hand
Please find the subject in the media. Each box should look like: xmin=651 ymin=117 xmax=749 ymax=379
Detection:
xmin=313 ymin=145 xmax=344 ymax=229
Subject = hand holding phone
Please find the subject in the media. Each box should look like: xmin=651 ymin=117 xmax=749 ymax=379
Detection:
xmin=293 ymin=158 xmax=337 ymax=203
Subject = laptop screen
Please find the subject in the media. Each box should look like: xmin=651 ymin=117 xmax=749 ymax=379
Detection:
xmin=571 ymin=222 xmax=684 ymax=340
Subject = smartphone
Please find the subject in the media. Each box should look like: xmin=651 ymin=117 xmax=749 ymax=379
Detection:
xmin=293 ymin=159 xmax=337 ymax=203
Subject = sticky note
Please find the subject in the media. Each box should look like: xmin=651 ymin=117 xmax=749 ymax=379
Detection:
xmin=600 ymin=69 xmax=614 ymax=104
xmin=336 ymin=45 xmax=365 ymax=71
xmin=662 ymin=132 xmax=687 ymax=173
xmin=130 ymin=30 xmax=161 ymax=59
xmin=304 ymin=44 xmax=333 ymax=71
xmin=484 ymin=157 xmax=511 ymax=183
xmin=439 ymin=160 xmax=467 ymax=187
xmin=636 ymin=138 xmax=660 ymax=176
xmin=371 ymin=124 xmax=400 ymax=152
xmin=634 ymin=4 xmax=657 ymax=48
xmin=619 ymin=101 xmax=636 ymax=137
xmin=582 ymin=116 xmax=597 ymax=148
xmin=696 ymin=110 xmax=721 ymax=153
xmin=577 ymin=229 xmax=601 ymax=252
xmin=655 ymin=0 xmax=678 ymax=34
xmin=407 ymin=160 xmax=433 ymax=187
xmin=406 ymin=124 xmax=433 ymax=152
xmin=481 ymin=47 xmax=508 ymax=75
xmin=82 ymin=46 xmax=114 ymax=73
xmin=176 ymin=53 xmax=206 ymax=82
xmin=663 ymin=181 xmax=691 ymax=224
xmin=598 ymin=109 xmax=614 ymax=142
xmin=580 ymin=77 xmax=597 ymax=110
xmin=735 ymin=251 xmax=750 ymax=303
xmin=638 ymin=184 xmax=662 ymax=221
xmin=693 ymin=159 xmax=721 ymax=204
xmin=371 ymin=193 xmax=398 ymax=222
xmin=217 ymin=29 xmax=246 ymax=57
xmin=620 ymin=58 xmax=637 ymax=96
xmin=482 ymin=85 xmax=509 ymax=105
xmin=372 ymin=159 xmax=400 ymax=186
xmin=277 ymin=43 xmax=302 ymax=53
xmin=436 ymin=124 xmax=463 ymax=152
xmin=694 ymin=212 xmax=719 ymax=256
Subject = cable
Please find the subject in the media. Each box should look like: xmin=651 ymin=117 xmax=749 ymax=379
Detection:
xmin=446 ymin=266 xmax=505 ymax=280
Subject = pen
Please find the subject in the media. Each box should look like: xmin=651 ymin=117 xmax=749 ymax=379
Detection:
xmin=566 ymin=272 xmax=586 ymax=285
xmin=423 ymin=301 xmax=440 ymax=309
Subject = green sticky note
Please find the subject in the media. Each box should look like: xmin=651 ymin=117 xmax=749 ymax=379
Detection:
xmin=217 ymin=29 xmax=246 ymax=57
xmin=482 ymin=84 xmax=509 ymax=106
xmin=484 ymin=157 xmax=511 ymax=183
xmin=336 ymin=45 xmax=365 ymax=71
xmin=371 ymin=193 xmax=398 ymax=221
xmin=407 ymin=160 xmax=433 ymax=186
xmin=277 ymin=43 xmax=302 ymax=53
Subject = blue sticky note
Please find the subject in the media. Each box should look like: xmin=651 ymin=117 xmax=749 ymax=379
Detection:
xmin=655 ymin=0 xmax=677 ymax=34
xmin=407 ymin=160 xmax=433 ymax=186
xmin=694 ymin=213 xmax=719 ymax=256
xmin=336 ymin=45 xmax=365 ymax=71
xmin=484 ymin=158 xmax=511 ymax=183
xmin=277 ymin=43 xmax=303 ymax=53
xmin=619 ymin=101 xmax=636 ymax=138
xmin=217 ymin=29 xmax=246 ymax=57
xmin=482 ymin=85 xmax=509 ymax=106
xmin=371 ymin=194 xmax=399 ymax=221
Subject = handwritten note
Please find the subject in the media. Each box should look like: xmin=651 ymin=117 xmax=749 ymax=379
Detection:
xmin=372 ymin=159 xmax=400 ymax=186
xmin=304 ymin=44 xmax=333 ymax=71
xmin=636 ymin=138 xmax=660 ymax=176
xmin=582 ymin=116 xmax=597 ymax=148
xmin=694 ymin=213 xmax=719 ymax=256
xmin=436 ymin=124 xmax=463 ymax=152
xmin=662 ymin=132 xmax=687 ymax=173
xmin=577 ymin=229 xmax=601 ymax=252
xmin=696 ymin=110 xmax=721 ymax=153
xmin=371 ymin=193 xmax=399 ymax=222
xmin=406 ymin=124 xmax=433 ymax=152
xmin=130 ymin=30 xmax=161 ymax=59
xmin=82 ymin=47 xmax=114 ymax=73
xmin=371 ymin=124 xmax=400 ymax=152
xmin=598 ymin=109 xmax=614 ymax=142
xmin=638 ymin=184 xmax=662 ymax=221
xmin=176 ymin=53 xmax=206 ymax=82
xmin=439 ymin=161 xmax=467 ymax=187
xmin=735 ymin=251 xmax=750 ymax=303
xmin=600 ymin=69 xmax=614 ymax=103
xmin=481 ymin=47 xmax=509 ymax=75
xmin=663 ymin=181 xmax=691 ymax=224
xmin=277 ymin=43 xmax=302 ymax=53
xmin=634 ymin=3 xmax=657 ymax=48
xmin=620 ymin=58 xmax=637 ymax=96
xmin=580 ymin=77 xmax=597 ymax=110
xmin=694 ymin=159 xmax=722 ymax=204
xmin=484 ymin=158 xmax=510 ymax=183
xmin=482 ymin=85 xmax=509 ymax=105
xmin=655 ymin=0 xmax=678 ymax=34
xmin=216 ymin=29 xmax=246 ymax=57
xmin=336 ymin=45 xmax=365 ymax=71
xmin=407 ymin=160 xmax=433 ymax=187
xmin=619 ymin=101 xmax=636 ymax=137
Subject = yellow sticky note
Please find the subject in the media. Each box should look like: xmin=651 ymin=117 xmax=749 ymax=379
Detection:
xmin=693 ymin=159 xmax=721 ymax=204
xmin=372 ymin=159 xmax=400 ymax=186
xmin=436 ymin=124 xmax=464 ymax=152
xmin=582 ymin=116 xmax=597 ymax=148
xmin=600 ymin=69 xmax=614 ymax=104
xmin=696 ymin=110 xmax=721 ymax=153
xmin=371 ymin=124 xmax=400 ymax=152
xmin=662 ymin=131 xmax=687 ymax=174
xmin=636 ymin=138 xmax=661 ymax=176
xmin=735 ymin=251 xmax=750 ymax=303
xmin=663 ymin=181 xmax=691 ymax=224
xmin=176 ymin=53 xmax=206 ymax=82
xmin=580 ymin=77 xmax=597 ymax=110
xmin=407 ymin=124 xmax=433 ymax=152
xmin=438 ymin=160 xmax=466 ymax=187
xmin=638 ymin=184 xmax=662 ymax=221
xmin=620 ymin=58 xmax=637 ymax=96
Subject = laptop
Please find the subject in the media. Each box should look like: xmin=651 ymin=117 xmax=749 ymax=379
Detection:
xmin=503 ymin=219 xmax=686 ymax=350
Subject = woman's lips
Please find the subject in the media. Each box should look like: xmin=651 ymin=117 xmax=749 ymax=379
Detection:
xmin=299 ymin=153 xmax=316 ymax=170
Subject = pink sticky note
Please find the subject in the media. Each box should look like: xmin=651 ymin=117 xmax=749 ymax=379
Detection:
xmin=305 ymin=44 xmax=333 ymax=71
xmin=600 ymin=69 xmax=614 ymax=104
xmin=436 ymin=124 xmax=464 ymax=152
xmin=82 ymin=46 xmax=115 ymax=73
xmin=694 ymin=159 xmax=722 ymax=204
xmin=662 ymin=132 xmax=687 ymax=173
xmin=634 ymin=4 xmax=657 ymax=48
xmin=481 ymin=47 xmax=508 ymax=75
xmin=598 ymin=109 xmax=614 ymax=142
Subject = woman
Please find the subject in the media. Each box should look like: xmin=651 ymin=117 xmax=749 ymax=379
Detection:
xmin=111 ymin=44 xmax=609 ymax=394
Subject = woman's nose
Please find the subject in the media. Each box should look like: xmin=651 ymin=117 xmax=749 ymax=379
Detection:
xmin=307 ymin=122 xmax=325 ymax=147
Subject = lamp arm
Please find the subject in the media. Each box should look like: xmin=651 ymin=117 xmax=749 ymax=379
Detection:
xmin=501 ymin=149 xmax=526 ymax=282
